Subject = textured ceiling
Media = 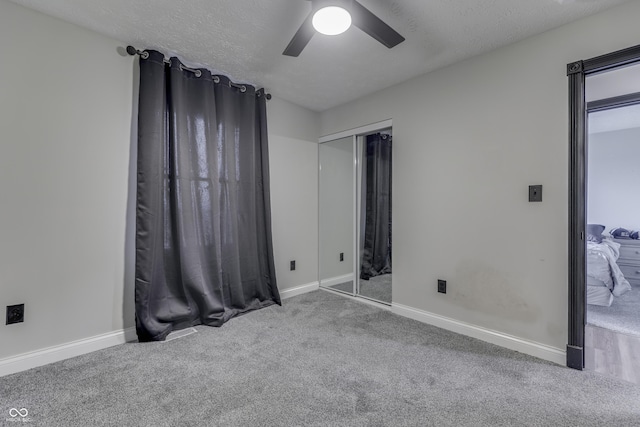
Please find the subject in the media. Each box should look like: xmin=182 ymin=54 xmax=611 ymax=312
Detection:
xmin=8 ymin=0 xmax=630 ymax=111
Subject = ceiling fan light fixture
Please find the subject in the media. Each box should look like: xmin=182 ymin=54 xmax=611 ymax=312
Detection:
xmin=312 ymin=6 xmax=352 ymax=36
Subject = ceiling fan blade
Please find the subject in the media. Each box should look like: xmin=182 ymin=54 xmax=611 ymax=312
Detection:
xmin=283 ymin=12 xmax=315 ymax=57
xmin=350 ymin=0 xmax=405 ymax=49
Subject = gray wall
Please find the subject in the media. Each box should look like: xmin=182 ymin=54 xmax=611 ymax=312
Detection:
xmin=0 ymin=0 xmax=320 ymax=360
xmin=0 ymin=0 xmax=134 ymax=359
xmin=319 ymin=0 xmax=640 ymax=350
xmin=588 ymin=127 xmax=640 ymax=232
xmin=268 ymin=98 xmax=320 ymax=291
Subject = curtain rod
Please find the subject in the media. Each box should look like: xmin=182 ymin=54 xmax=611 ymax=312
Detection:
xmin=126 ymin=46 xmax=272 ymax=100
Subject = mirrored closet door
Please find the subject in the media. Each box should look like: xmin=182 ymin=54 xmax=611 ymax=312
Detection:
xmin=318 ymin=127 xmax=393 ymax=305
xmin=356 ymin=132 xmax=392 ymax=303
xmin=319 ymin=137 xmax=355 ymax=294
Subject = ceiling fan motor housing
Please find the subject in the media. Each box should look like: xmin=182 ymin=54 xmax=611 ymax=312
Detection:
xmin=311 ymin=0 xmax=353 ymax=13
xmin=283 ymin=0 xmax=405 ymax=57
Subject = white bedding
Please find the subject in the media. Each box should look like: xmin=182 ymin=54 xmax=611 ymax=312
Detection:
xmin=587 ymin=238 xmax=631 ymax=306
xmin=587 ymin=285 xmax=614 ymax=307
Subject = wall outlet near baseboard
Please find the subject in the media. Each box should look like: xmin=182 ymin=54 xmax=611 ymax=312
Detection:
xmin=437 ymin=280 xmax=447 ymax=294
xmin=340 ymin=252 xmax=344 ymax=262
xmin=529 ymin=185 xmax=542 ymax=202
xmin=6 ymin=304 xmax=24 ymax=325
xmin=290 ymin=260 xmax=296 ymax=271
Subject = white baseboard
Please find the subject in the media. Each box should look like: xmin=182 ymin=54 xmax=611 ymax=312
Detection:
xmin=319 ymin=273 xmax=354 ymax=289
xmin=391 ymin=303 xmax=566 ymax=365
xmin=0 ymin=327 xmax=137 ymax=377
xmin=280 ymin=281 xmax=319 ymax=299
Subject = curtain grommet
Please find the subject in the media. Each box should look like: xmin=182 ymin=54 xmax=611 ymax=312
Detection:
xmin=178 ymin=63 xmax=202 ymax=78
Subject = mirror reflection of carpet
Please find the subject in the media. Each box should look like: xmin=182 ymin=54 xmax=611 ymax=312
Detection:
xmin=329 ymin=273 xmax=392 ymax=304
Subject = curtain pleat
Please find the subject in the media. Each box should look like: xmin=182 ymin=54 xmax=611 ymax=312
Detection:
xmin=135 ymin=50 xmax=280 ymax=341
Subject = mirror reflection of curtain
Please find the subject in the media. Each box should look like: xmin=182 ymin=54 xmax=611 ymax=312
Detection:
xmin=360 ymin=133 xmax=392 ymax=280
xmin=135 ymin=50 xmax=280 ymax=342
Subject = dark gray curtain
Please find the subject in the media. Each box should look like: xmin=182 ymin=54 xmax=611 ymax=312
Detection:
xmin=135 ymin=50 xmax=280 ymax=342
xmin=360 ymin=133 xmax=392 ymax=280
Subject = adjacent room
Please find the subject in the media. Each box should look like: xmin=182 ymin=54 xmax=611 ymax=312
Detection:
xmin=2 ymin=0 xmax=640 ymax=424
xmin=584 ymin=61 xmax=640 ymax=381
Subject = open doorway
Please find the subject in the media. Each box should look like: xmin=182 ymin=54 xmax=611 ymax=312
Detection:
xmin=568 ymin=45 xmax=640 ymax=382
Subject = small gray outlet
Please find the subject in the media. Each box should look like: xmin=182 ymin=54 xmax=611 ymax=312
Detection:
xmin=529 ymin=185 xmax=542 ymax=202
xmin=437 ymin=280 xmax=446 ymax=294
xmin=290 ymin=260 xmax=296 ymax=271
xmin=340 ymin=252 xmax=344 ymax=262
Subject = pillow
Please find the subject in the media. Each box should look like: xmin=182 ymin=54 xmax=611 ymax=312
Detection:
xmin=587 ymin=224 xmax=606 ymax=243
xmin=610 ymin=227 xmax=631 ymax=239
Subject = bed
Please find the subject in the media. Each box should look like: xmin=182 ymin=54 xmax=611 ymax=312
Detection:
xmin=587 ymin=237 xmax=631 ymax=306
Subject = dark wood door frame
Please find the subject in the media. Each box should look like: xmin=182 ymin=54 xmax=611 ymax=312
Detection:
xmin=567 ymin=44 xmax=640 ymax=370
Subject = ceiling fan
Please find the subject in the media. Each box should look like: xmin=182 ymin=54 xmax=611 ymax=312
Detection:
xmin=283 ymin=0 xmax=405 ymax=57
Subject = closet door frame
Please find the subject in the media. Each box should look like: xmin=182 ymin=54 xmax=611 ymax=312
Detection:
xmin=567 ymin=44 xmax=640 ymax=370
xmin=318 ymin=119 xmax=392 ymax=302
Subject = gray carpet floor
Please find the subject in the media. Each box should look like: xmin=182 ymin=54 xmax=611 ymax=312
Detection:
xmin=329 ymin=273 xmax=392 ymax=303
xmin=588 ymin=284 xmax=640 ymax=337
xmin=2 ymin=290 xmax=640 ymax=426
